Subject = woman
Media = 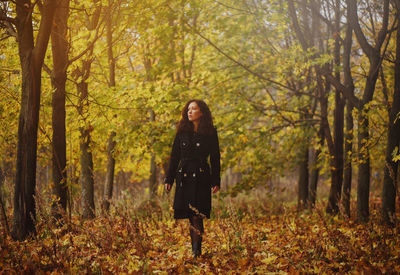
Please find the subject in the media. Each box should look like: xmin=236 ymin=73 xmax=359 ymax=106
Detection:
xmin=164 ymin=99 xmax=220 ymax=258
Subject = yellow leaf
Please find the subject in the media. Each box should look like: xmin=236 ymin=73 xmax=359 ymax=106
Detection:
xmin=261 ymin=255 xmax=278 ymax=265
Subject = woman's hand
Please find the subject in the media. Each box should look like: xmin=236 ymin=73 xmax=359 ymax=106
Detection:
xmin=212 ymin=186 xmax=220 ymax=194
xmin=165 ymin=184 xmax=172 ymax=193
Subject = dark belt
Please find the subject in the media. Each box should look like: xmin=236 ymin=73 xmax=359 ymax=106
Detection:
xmin=177 ymin=157 xmax=208 ymax=185
xmin=179 ymin=157 xmax=207 ymax=168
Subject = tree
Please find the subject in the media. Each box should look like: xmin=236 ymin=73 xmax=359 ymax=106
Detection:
xmin=102 ymin=0 xmax=117 ymax=213
xmin=6 ymin=0 xmax=58 ymax=240
xmin=50 ymin=0 xmax=70 ymax=217
xmin=69 ymin=0 xmax=102 ymax=219
xmin=0 ymin=165 xmax=9 ymax=234
xmin=347 ymin=0 xmax=390 ymax=221
xmin=341 ymin=22 xmax=355 ymax=218
xmin=287 ymin=0 xmax=345 ymax=212
xmin=326 ymin=0 xmax=345 ymax=215
xmin=102 ymin=132 xmax=116 ymax=212
xmin=382 ymin=0 xmax=400 ymax=225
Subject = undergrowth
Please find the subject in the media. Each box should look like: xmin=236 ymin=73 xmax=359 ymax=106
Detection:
xmin=0 ymin=189 xmax=399 ymax=274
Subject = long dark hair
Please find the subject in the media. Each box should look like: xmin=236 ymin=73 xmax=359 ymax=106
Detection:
xmin=177 ymin=99 xmax=215 ymax=135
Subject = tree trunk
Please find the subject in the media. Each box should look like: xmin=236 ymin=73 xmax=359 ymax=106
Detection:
xmin=80 ymin=126 xmax=95 ymax=219
xmin=317 ymin=73 xmax=340 ymax=214
xmin=341 ymin=20 xmax=354 ymax=218
xmin=149 ymin=110 xmax=157 ymax=199
xmin=357 ymin=110 xmax=370 ymax=222
xmin=328 ymin=95 xmax=344 ymax=214
xmin=70 ymin=0 xmax=101 ymax=219
xmin=150 ymin=153 xmax=157 ymax=199
xmin=12 ymin=0 xmax=57 ymax=240
xmin=51 ymin=0 xmax=70 ymax=217
xmin=106 ymin=0 xmax=115 ymax=87
xmin=343 ymin=101 xmax=353 ymax=217
xmin=0 ymin=165 xmax=9 ymax=234
xmin=102 ymin=132 xmax=116 ymax=213
xmin=77 ymin=80 xmax=95 ymax=219
xmin=326 ymin=0 xmax=344 ymax=215
xmin=309 ymin=124 xmax=324 ymax=207
xmin=346 ymin=0 xmax=390 ymax=222
xmin=382 ymin=2 xmax=400 ymax=225
xmin=101 ymin=0 xmax=116 ymax=214
xmin=356 ymin=54 xmax=383 ymax=222
xmin=327 ymin=155 xmax=342 ymax=214
xmin=297 ymin=142 xmax=309 ymax=209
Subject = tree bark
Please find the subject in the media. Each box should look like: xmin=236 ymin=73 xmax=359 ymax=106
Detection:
xmin=297 ymin=141 xmax=309 ymax=210
xmin=51 ymin=0 xmax=70 ymax=217
xmin=343 ymin=101 xmax=353 ymax=217
xmin=347 ymin=0 xmax=390 ymax=222
xmin=356 ymin=54 xmax=384 ymax=222
xmin=80 ymin=126 xmax=95 ymax=219
xmin=326 ymin=0 xmax=344 ymax=214
xmin=102 ymin=132 xmax=116 ymax=213
xmin=382 ymin=1 xmax=400 ymax=225
xmin=288 ymin=0 xmax=346 ymax=213
xmin=309 ymin=123 xmax=324 ymax=207
xmin=357 ymin=111 xmax=370 ymax=222
xmin=78 ymin=79 xmax=95 ymax=219
xmin=150 ymin=152 xmax=157 ymax=199
xmin=342 ymin=21 xmax=354 ymax=218
xmin=12 ymin=0 xmax=57 ymax=240
xmin=149 ymin=109 xmax=157 ymax=199
xmin=69 ymin=0 xmax=102 ymax=219
xmin=0 ymin=165 xmax=9 ymax=234
xmin=106 ymin=0 xmax=115 ymax=87
xmin=76 ymin=79 xmax=95 ymax=219
xmin=102 ymin=0 xmax=116 ymax=214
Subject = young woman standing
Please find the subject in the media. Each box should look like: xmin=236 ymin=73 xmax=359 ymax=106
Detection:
xmin=164 ymin=99 xmax=220 ymax=258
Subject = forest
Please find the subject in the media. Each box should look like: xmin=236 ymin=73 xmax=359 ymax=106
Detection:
xmin=0 ymin=0 xmax=399 ymax=273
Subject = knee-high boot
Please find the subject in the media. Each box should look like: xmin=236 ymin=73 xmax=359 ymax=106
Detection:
xmin=191 ymin=238 xmax=201 ymax=258
xmin=189 ymin=216 xmax=204 ymax=258
xmin=198 ymin=236 xmax=202 ymax=256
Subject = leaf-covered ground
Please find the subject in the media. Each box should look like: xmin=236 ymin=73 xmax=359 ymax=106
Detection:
xmin=1 ymin=200 xmax=399 ymax=274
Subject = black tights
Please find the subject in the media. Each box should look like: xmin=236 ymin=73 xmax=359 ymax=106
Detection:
xmin=189 ymin=215 xmax=204 ymax=244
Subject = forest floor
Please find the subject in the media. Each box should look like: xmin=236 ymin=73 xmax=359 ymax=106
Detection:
xmin=0 ymin=196 xmax=399 ymax=274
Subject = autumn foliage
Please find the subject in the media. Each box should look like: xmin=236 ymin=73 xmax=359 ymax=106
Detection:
xmin=1 ymin=193 xmax=399 ymax=274
xmin=1 ymin=0 xmax=400 ymax=272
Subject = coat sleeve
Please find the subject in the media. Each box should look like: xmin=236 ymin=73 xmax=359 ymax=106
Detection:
xmin=210 ymin=128 xmax=221 ymax=188
xmin=164 ymin=133 xmax=180 ymax=185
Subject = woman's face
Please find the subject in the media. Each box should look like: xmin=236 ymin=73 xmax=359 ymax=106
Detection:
xmin=187 ymin=101 xmax=203 ymax=122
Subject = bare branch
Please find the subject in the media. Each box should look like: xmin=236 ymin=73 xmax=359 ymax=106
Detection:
xmin=189 ymin=25 xmax=297 ymax=93
xmin=32 ymin=0 xmax=58 ymax=70
xmin=287 ymin=0 xmax=308 ymax=50
xmin=376 ymin=0 xmax=390 ymax=50
xmin=68 ymin=14 xmax=105 ymax=64
xmin=347 ymin=0 xmax=374 ymax=58
xmin=0 ymin=4 xmax=17 ymax=37
xmin=0 ymin=14 xmax=16 ymax=24
xmin=323 ymin=73 xmax=361 ymax=109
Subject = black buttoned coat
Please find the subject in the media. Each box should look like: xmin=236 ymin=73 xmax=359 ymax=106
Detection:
xmin=164 ymin=128 xmax=221 ymax=219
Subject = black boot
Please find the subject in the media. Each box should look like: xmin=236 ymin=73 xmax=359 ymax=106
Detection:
xmin=198 ymin=236 xmax=202 ymax=256
xmin=192 ymin=241 xmax=199 ymax=258
xmin=192 ymin=240 xmax=201 ymax=258
xmin=189 ymin=215 xmax=204 ymax=258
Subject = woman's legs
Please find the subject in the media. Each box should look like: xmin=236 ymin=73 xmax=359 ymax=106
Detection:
xmin=189 ymin=215 xmax=204 ymax=257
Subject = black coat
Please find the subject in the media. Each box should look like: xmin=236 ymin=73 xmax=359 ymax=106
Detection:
xmin=164 ymin=128 xmax=221 ymax=219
